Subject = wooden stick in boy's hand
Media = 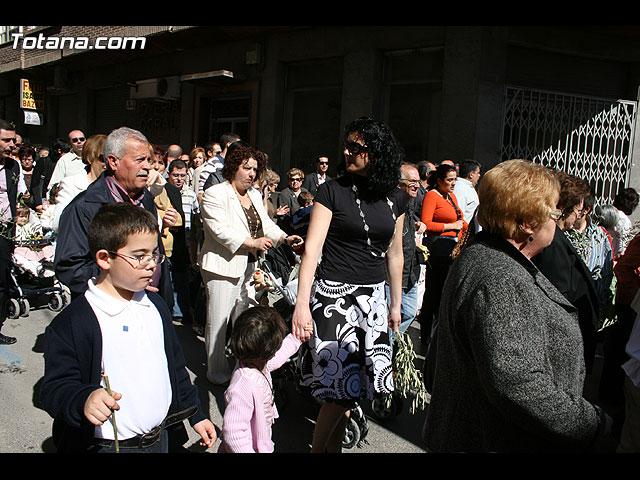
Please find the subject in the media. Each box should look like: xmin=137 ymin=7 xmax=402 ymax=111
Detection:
xmin=83 ymin=375 xmax=122 ymax=445
xmin=102 ymin=375 xmax=119 ymax=452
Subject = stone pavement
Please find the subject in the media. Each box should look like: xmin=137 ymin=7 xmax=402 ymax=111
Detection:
xmin=0 ymin=292 xmax=429 ymax=453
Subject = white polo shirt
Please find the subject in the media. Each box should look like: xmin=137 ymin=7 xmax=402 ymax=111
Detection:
xmin=85 ymin=279 xmax=172 ymax=440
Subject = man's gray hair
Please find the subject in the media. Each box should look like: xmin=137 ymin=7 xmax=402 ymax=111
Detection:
xmin=103 ymin=127 xmax=148 ymax=159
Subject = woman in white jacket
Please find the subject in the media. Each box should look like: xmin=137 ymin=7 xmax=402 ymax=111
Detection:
xmin=199 ymin=144 xmax=303 ymax=385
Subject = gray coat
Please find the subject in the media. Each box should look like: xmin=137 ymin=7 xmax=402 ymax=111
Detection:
xmin=423 ymin=231 xmax=607 ymax=452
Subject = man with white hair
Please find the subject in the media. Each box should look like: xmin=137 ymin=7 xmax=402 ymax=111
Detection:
xmin=54 ymin=127 xmax=176 ymax=308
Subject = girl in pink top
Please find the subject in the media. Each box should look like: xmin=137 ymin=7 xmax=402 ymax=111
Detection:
xmin=218 ymin=306 xmax=307 ymax=453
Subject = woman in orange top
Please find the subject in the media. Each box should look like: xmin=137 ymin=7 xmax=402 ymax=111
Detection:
xmin=419 ymin=163 xmax=466 ymax=345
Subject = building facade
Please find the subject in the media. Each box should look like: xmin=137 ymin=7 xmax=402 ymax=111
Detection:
xmin=1 ymin=25 xmax=639 ymax=207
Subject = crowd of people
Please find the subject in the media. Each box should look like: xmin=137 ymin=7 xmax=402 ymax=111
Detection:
xmin=1 ymin=116 xmax=640 ymax=453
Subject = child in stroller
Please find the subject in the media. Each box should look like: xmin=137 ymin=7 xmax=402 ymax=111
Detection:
xmin=6 ymin=203 xmax=68 ymax=318
xmin=12 ymin=204 xmax=55 ymax=278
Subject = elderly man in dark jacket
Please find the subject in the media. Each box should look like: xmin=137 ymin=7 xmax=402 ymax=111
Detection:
xmin=54 ymin=127 xmax=175 ymax=308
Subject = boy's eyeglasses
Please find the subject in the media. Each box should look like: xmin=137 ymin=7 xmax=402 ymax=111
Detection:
xmin=108 ymin=251 xmax=166 ymax=269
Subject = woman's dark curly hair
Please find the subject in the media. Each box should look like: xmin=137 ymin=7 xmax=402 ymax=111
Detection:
xmin=342 ymin=117 xmax=404 ymax=198
xmin=228 ymin=306 xmax=288 ymax=366
xmin=221 ymin=143 xmax=268 ymax=183
xmin=614 ymin=187 xmax=639 ymax=216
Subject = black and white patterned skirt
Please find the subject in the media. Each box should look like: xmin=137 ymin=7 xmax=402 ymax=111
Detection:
xmin=297 ymin=279 xmax=394 ymax=402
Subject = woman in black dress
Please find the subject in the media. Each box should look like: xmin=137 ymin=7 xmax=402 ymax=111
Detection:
xmin=292 ymin=117 xmax=406 ymax=453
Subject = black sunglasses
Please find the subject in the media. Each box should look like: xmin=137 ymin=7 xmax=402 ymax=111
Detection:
xmin=70 ymin=137 xmax=85 ymax=143
xmin=344 ymin=141 xmax=368 ymax=156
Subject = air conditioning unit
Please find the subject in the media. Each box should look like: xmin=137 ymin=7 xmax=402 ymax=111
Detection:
xmin=129 ymin=76 xmax=181 ymax=100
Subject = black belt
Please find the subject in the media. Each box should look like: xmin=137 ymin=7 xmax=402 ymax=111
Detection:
xmin=96 ymin=405 xmax=198 ymax=449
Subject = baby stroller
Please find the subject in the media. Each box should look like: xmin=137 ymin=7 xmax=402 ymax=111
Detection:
xmin=7 ymin=236 xmax=69 ymax=318
xmin=256 ymin=246 xmax=371 ymax=449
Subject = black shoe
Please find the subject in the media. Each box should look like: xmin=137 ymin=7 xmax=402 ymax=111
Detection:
xmin=0 ymin=333 xmax=16 ymax=345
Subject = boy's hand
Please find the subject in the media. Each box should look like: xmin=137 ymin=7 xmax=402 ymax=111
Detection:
xmin=84 ymin=388 xmax=121 ymax=426
xmin=193 ymin=419 xmax=217 ymax=448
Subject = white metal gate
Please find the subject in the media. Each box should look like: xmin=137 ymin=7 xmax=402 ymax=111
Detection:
xmin=500 ymin=86 xmax=637 ymax=205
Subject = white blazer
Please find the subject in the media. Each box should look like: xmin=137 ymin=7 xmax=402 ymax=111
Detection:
xmin=199 ymin=180 xmax=285 ymax=279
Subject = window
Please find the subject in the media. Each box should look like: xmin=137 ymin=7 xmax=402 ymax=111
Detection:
xmin=382 ymin=48 xmax=444 ymax=164
xmin=0 ymin=26 xmax=39 ymax=45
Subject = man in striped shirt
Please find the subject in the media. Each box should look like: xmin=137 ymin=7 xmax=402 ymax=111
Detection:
xmin=167 ymin=159 xmax=199 ymax=250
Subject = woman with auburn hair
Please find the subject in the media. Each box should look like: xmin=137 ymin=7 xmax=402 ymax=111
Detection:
xmin=423 ymin=159 xmax=613 ymax=453
xmin=199 ymin=145 xmax=303 ymax=385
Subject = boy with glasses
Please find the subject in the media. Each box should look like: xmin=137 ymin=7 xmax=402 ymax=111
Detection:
xmin=41 ymin=202 xmax=217 ymax=453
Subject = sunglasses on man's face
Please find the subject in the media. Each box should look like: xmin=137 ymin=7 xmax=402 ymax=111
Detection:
xmin=70 ymin=137 xmax=85 ymax=143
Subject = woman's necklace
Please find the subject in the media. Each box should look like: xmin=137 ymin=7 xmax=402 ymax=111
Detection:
xmin=235 ymin=187 xmax=260 ymax=238
xmin=243 ymin=202 xmax=260 ymax=238
xmin=352 ymin=182 xmax=396 ymax=257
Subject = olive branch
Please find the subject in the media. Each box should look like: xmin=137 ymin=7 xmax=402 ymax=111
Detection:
xmin=386 ymin=332 xmax=429 ymax=414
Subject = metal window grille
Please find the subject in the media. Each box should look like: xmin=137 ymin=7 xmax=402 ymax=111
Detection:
xmin=500 ymin=86 xmax=637 ymax=205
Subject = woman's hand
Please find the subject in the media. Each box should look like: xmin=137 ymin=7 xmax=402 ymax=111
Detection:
xmin=251 ymin=237 xmax=274 ymax=252
xmin=285 ymin=235 xmax=304 ymax=247
xmin=388 ymin=306 xmax=401 ymax=333
xmin=447 ymin=219 xmax=464 ymax=232
xmin=162 ymin=204 xmax=179 ymax=229
xmin=276 ymin=205 xmax=290 ymax=216
xmin=292 ymin=303 xmax=314 ymax=342
xmin=146 ymin=168 xmax=162 ymax=188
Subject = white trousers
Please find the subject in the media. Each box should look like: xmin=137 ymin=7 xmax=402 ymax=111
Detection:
xmin=201 ymin=261 xmax=258 ymax=385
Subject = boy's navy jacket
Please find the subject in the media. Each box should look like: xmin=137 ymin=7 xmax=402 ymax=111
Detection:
xmin=40 ymin=290 xmax=206 ymax=452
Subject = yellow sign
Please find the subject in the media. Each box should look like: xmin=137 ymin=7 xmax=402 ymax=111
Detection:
xmin=20 ymin=78 xmax=45 ymax=110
